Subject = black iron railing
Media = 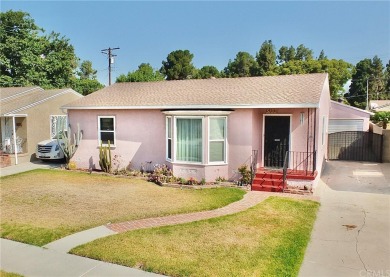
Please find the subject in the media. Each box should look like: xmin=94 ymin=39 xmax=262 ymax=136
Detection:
xmin=282 ymin=153 xmax=289 ymax=192
xmin=287 ymin=151 xmax=316 ymax=175
xmin=282 ymin=150 xmax=316 ymax=189
xmin=250 ymin=150 xmax=258 ymax=185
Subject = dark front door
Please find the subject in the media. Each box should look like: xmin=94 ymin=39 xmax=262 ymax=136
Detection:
xmin=264 ymin=116 xmax=290 ymax=168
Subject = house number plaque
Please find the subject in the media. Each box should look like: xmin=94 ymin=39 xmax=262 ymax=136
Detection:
xmin=265 ymin=109 xmax=278 ymax=114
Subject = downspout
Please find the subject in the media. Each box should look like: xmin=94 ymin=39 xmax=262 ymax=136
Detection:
xmin=306 ymin=108 xmax=310 ymax=172
xmin=12 ymin=115 xmax=18 ymax=165
xmin=312 ymin=109 xmax=317 ymax=173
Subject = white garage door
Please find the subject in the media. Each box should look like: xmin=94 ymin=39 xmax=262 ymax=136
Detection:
xmin=328 ymin=119 xmax=364 ymax=134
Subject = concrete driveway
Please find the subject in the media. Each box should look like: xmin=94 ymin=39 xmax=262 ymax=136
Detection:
xmin=323 ymin=161 xmax=390 ymax=194
xmin=299 ymin=161 xmax=390 ymax=277
xmin=0 ymin=160 xmax=62 ymax=177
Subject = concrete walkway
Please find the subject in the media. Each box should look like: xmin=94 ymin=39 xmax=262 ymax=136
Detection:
xmin=299 ymin=161 xmax=390 ymax=277
xmin=44 ymin=191 xmax=317 ymax=253
xmin=0 ymin=160 xmax=61 ymax=177
xmin=1 ymin=190 xmax=317 ymax=276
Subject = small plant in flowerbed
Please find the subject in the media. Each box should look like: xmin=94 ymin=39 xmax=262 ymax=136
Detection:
xmin=148 ymin=164 xmax=176 ymax=185
xmin=186 ymin=177 xmax=198 ymax=185
xmin=215 ymin=176 xmax=227 ymax=184
xmin=238 ymin=164 xmax=252 ymax=186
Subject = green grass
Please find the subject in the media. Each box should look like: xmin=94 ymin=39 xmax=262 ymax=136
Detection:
xmin=0 ymin=271 xmax=23 ymax=277
xmin=1 ymin=169 xmax=245 ymax=246
xmin=71 ymin=197 xmax=320 ymax=277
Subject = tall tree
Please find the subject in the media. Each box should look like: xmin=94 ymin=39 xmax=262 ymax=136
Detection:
xmin=277 ymin=46 xmax=296 ymax=64
xmin=71 ymin=78 xmax=104 ymax=95
xmin=295 ymin=44 xmax=314 ymax=61
xmin=77 ymin=60 xmax=97 ymax=80
xmin=160 ymin=50 xmax=196 ymax=80
xmin=278 ymin=58 xmax=352 ymax=100
xmin=346 ymin=56 xmax=388 ymax=108
xmin=72 ymin=60 xmax=104 ymax=95
xmin=371 ymin=56 xmax=385 ymax=100
xmin=320 ymin=59 xmax=353 ymax=100
xmin=117 ymin=63 xmax=164 ymax=82
xmin=318 ymin=50 xmax=327 ymax=60
xmin=223 ymin=52 xmax=258 ymax=77
xmin=0 ymin=10 xmax=78 ymax=88
xmin=195 ymin=65 xmax=220 ymax=79
xmin=256 ymin=40 xmax=277 ymax=75
xmin=385 ymin=60 xmax=390 ymax=96
xmin=346 ymin=58 xmax=373 ymax=109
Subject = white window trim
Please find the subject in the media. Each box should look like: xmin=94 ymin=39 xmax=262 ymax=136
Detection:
xmin=166 ymin=116 xmax=172 ymax=161
xmin=208 ymin=116 xmax=227 ymax=164
xmin=173 ymin=116 xmax=204 ymax=164
xmin=98 ymin=116 xmax=116 ymax=147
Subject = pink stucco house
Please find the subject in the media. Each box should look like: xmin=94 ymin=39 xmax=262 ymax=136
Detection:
xmin=64 ymin=73 xmax=331 ymax=190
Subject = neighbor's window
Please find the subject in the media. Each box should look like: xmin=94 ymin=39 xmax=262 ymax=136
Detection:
xmin=176 ymin=117 xmax=203 ymax=163
xmin=166 ymin=117 xmax=172 ymax=160
xmin=50 ymin=115 xmax=67 ymax=139
xmin=98 ymin=116 xmax=115 ymax=145
xmin=209 ymin=117 xmax=227 ymax=163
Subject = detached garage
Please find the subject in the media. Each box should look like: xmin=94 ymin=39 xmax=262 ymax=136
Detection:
xmin=328 ymin=119 xmax=364 ymax=134
xmin=328 ymin=101 xmax=382 ymax=162
xmin=329 ymin=101 xmax=372 ymax=133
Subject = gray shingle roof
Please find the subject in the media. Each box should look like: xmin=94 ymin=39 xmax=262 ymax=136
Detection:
xmin=0 ymin=87 xmax=42 ymax=101
xmin=64 ymin=73 xmax=328 ymax=109
xmin=0 ymin=87 xmax=81 ymax=115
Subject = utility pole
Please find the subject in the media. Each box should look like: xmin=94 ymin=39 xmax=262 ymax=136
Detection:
xmin=101 ymin=47 xmax=120 ymax=85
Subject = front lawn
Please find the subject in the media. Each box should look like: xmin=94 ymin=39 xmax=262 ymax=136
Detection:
xmin=72 ymin=197 xmax=319 ymax=277
xmin=0 ymin=271 xmax=23 ymax=277
xmin=0 ymin=169 xmax=244 ymax=246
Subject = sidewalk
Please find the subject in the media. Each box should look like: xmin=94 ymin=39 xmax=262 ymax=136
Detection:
xmin=0 ymin=160 xmax=61 ymax=177
xmin=0 ymin=239 xmax=160 ymax=277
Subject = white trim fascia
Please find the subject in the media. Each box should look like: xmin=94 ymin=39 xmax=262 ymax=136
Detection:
xmin=329 ymin=118 xmax=364 ymax=121
xmin=330 ymin=100 xmax=374 ymax=115
xmin=3 ymin=89 xmax=78 ymax=115
xmin=64 ymin=103 xmax=320 ymax=110
xmin=0 ymin=87 xmax=43 ymax=102
xmin=2 ymin=114 xmax=28 ymax=117
xmin=163 ymin=110 xmax=232 ymax=116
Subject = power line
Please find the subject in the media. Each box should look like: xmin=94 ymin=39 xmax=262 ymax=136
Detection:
xmin=101 ymin=47 xmax=120 ymax=85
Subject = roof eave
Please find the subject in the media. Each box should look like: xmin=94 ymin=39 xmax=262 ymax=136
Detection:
xmin=331 ymin=100 xmax=374 ymax=115
xmin=63 ymin=103 xmax=320 ymax=110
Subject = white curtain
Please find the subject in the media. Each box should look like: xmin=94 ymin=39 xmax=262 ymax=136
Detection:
xmin=176 ymin=118 xmax=202 ymax=162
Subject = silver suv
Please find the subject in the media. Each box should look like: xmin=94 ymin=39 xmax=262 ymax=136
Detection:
xmin=36 ymin=132 xmax=65 ymax=160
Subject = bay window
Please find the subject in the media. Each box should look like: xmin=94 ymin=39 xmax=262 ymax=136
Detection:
xmin=165 ymin=113 xmax=228 ymax=165
xmin=166 ymin=117 xmax=172 ymax=160
xmin=98 ymin=116 xmax=115 ymax=145
xmin=209 ymin=117 xmax=226 ymax=163
xmin=176 ymin=118 xmax=203 ymax=163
